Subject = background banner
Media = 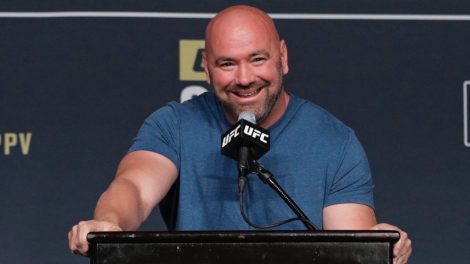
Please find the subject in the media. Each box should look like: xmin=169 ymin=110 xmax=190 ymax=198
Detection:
xmin=1 ymin=2 xmax=469 ymax=263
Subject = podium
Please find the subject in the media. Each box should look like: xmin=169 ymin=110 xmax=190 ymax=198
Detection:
xmin=87 ymin=231 xmax=399 ymax=264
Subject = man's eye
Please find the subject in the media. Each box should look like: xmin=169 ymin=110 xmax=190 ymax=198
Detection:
xmin=219 ymin=62 xmax=235 ymax=69
xmin=252 ymin=57 xmax=266 ymax=64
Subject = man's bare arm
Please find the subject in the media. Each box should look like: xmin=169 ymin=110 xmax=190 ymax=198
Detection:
xmin=94 ymin=150 xmax=178 ymax=229
xmin=323 ymin=203 xmax=377 ymax=230
xmin=68 ymin=150 xmax=178 ymax=255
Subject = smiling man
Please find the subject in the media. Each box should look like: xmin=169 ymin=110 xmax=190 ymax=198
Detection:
xmin=69 ymin=5 xmax=411 ymax=264
xmin=203 ymin=6 xmax=289 ymax=128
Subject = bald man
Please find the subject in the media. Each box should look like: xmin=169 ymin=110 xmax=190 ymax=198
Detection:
xmin=69 ymin=5 xmax=411 ymax=263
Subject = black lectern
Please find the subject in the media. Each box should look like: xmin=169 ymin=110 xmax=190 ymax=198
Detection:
xmin=88 ymin=231 xmax=399 ymax=264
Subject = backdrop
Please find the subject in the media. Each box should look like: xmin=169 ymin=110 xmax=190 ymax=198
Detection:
xmin=1 ymin=1 xmax=469 ymax=263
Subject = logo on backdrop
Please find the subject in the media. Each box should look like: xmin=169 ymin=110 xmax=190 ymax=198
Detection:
xmin=179 ymin=39 xmax=205 ymax=81
xmin=464 ymin=81 xmax=470 ymax=147
xmin=0 ymin=132 xmax=32 ymax=156
xmin=179 ymin=39 xmax=208 ymax=103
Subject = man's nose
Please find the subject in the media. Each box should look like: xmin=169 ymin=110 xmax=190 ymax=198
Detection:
xmin=235 ymin=62 xmax=255 ymax=87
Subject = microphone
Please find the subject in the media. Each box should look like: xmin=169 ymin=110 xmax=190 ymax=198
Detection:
xmin=221 ymin=112 xmax=270 ymax=177
xmin=221 ymin=111 xmax=270 ymax=161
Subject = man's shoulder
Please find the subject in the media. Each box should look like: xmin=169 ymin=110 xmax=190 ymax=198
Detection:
xmin=289 ymin=94 xmax=351 ymax=135
xmin=147 ymin=91 xmax=218 ymax=121
xmin=178 ymin=91 xmax=217 ymax=110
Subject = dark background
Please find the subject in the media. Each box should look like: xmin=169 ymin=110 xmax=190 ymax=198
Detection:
xmin=0 ymin=1 xmax=469 ymax=263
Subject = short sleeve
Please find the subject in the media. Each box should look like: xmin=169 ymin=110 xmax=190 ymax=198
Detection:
xmin=324 ymin=130 xmax=375 ymax=209
xmin=128 ymin=103 xmax=181 ymax=170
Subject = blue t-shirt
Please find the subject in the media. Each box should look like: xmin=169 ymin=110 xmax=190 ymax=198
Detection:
xmin=129 ymin=91 xmax=374 ymax=230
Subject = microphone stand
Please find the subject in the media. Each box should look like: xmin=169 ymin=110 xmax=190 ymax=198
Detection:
xmin=238 ymin=158 xmax=318 ymax=231
xmin=237 ymin=146 xmax=251 ymax=194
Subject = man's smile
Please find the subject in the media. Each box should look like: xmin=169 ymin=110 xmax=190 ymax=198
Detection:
xmin=231 ymin=87 xmax=263 ymax=98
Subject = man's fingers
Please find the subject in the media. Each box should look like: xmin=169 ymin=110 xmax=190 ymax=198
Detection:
xmin=370 ymin=223 xmax=412 ymax=264
xmin=390 ymin=227 xmax=411 ymax=264
xmin=68 ymin=220 xmax=123 ymax=257
xmin=76 ymin=222 xmax=91 ymax=255
xmin=68 ymin=230 xmax=75 ymax=253
xmin=67 ymin=230 xmax=72 ymax=250
xmin=68 ymin=221 xmax=92 ymax=256
xmin=69 ymin=225 xmax=79 ymax=252
xmin=395 ymin=237 xmax=412 ymax=264
xmin=393 ymin=230 xmax=407 ymax=256
xmin=396 ymin=252 xmax=407 ymax=264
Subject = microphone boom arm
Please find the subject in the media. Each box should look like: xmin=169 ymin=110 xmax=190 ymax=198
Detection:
xmin=251 ymin=161 xmax=318 ymax=231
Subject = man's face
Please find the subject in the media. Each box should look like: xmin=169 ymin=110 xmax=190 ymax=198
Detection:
xmin=203 ymin=21 xmax=288 ymax=123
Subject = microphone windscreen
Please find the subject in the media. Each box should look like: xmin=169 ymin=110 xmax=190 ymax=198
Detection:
xmin=238 ymin=111 xmax=256 ymax=124
xmin=221 ymin=111 xmax=270 ymax=161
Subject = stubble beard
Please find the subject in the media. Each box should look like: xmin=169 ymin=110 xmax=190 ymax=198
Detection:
xmin=215 ymin=63 xmax=284 ymax=124
xmin=223 ymin=85 xmax=281 ymax=124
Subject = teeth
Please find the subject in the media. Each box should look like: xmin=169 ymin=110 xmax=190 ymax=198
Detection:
xmin=237 ymin=89 xmax=259 ymax=97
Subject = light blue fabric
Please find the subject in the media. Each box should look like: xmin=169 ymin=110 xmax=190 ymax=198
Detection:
xmin=129 ymin=91 xmax=374 ymax=230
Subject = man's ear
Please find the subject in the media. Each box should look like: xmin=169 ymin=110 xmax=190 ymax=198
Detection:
xmin=280 ymin=40 xmax=289 ymax=75
xmin=202 ymin=50 xmax=211 ymax=85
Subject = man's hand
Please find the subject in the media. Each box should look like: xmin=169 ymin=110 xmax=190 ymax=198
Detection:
xmin=68 ymin=220 xmax=122 ymax=256
xmin=371 ymin=223 xmax=412 ymax=264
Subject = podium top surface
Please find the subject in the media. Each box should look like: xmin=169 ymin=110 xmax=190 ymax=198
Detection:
xmin=88 ymin=230 xmax=399 ymax=244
